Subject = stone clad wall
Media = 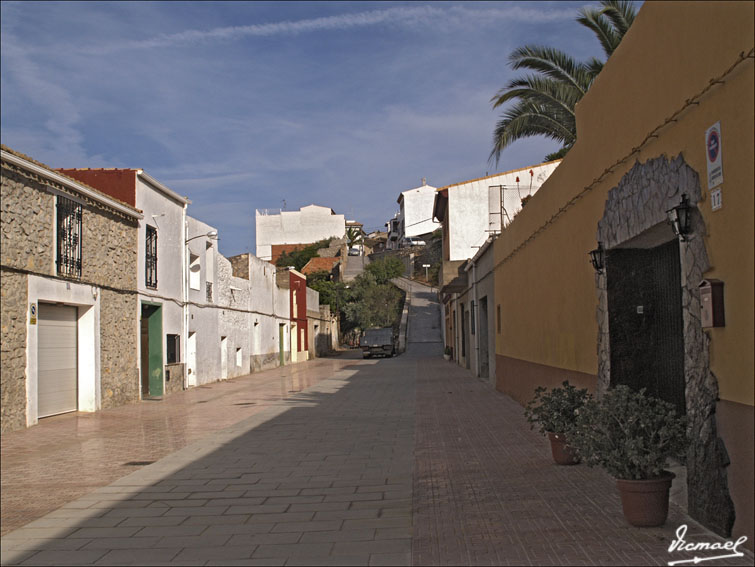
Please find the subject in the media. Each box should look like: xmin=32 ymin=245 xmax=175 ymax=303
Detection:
xmin=1 ymin=160 xmax=140 ymax=428
xmin=0 ymin=271 xmax=28 ymax=432
xmin=1 ymin=166 xmax=51 ymax=431
xmin=99 ymin=290 xmax=139 ymax=408
xmin=1 ymin=168 xmax=55 ymax=272
xmin=596 ymin=155 xmax=735 ymax=537
xmin=81 ymin=204 xmax=139 ymax=409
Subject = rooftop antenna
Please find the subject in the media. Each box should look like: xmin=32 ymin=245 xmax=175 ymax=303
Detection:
xmin=281 ymin=199 xmax=286 ymax=211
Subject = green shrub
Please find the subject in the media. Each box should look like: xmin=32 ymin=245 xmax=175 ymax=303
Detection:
xmin=365 ymin=256 xmax=404 ymax=284
xmin=568 ymin=385 xmax=687 ymax=480
xmin=524 ymin=380 xmax=591 ymax=436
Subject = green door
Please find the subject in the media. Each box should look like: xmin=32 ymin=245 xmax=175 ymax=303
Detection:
xmin=141 ymin=303 xmax=164 ymax=397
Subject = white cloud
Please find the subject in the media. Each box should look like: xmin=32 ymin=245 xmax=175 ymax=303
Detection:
xmin=65 ymin=4 xmax=576 ymax=54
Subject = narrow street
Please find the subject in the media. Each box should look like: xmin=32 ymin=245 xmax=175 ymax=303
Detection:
xmin=1 ymin=281 xmax=752 ymax=566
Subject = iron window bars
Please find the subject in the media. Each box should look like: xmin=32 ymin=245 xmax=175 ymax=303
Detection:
xmin=206 ymin=281 xmax=213 ymax=303
xmin=146 ymin=225 xmax=158 ymax=288
xmin=56 ymin=195 xmax=82 ymax=279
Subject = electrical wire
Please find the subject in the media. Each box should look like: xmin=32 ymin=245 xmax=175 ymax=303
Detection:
xmin=490 ymin=47 xmax=754 ymax=274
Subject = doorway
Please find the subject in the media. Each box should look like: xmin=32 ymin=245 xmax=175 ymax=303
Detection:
xmin=220 ymin=336 xmax=228 ymax=379
xmin=38 ymin=303 xmax=78 ymax=417
xmin=140 ymin=303 xmax=163 ymax=398
xmin=607 ymin=239 xmax=685 ymax=415
xmin=279 ymin=324 xmax=286 ymax=366
xmin=479 ymin=297 xmax=489 ymax=379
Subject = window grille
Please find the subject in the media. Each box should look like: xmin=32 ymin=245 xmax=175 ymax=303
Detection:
xmin=145 ymin=225 xmax=158 ymax=288
xmin=206 ymin=281 xmax=213 ymax=303
xmin=56 ymin=195 xmax=82 ymax=279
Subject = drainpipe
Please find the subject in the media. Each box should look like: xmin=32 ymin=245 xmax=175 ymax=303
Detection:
xmin=182 ymin=208 xmax=189 ymax=389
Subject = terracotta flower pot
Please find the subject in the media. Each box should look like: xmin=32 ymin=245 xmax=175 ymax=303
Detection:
xmin=547 ymin=432 xmax=580 ymax=465
xmin=615 ymin=471 xmax=675 ymax=527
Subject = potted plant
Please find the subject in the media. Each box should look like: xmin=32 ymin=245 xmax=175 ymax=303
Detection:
xmin=567 ymin=385 xmax=687 ymax=527
xmin=443 ymin=346 xmax=452 ymax=361
xmin=524 ymin=381 xmax=590 ymax=465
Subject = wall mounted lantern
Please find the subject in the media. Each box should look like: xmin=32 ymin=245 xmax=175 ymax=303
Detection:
xmin=666 ymin=193 xmax=691 ymax=241
xmin=589 ymin=242 xmax=605 ymax=274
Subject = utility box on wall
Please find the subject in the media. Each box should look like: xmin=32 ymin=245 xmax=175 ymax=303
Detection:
xmin=699 ymin=279 xmax=725 ymax=328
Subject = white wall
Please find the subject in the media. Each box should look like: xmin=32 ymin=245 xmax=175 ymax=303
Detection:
xmin=247 ymin=254 xmax=291 ymax=370
xmin=447 ymin=161 xmax=560 ymax=261
xmin=256 ymin=204 xmax=346 ymax=260
xmin=135 ymin=177 xmax=187 ymax=392
xmin=187 ymin=216 xmax=220 ymax=386
xmin=399 ymin=184 xmax=439 ymax=239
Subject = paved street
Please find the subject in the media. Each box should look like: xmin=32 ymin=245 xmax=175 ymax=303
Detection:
xmin=1 ymin=281 xmax=752 ymax=566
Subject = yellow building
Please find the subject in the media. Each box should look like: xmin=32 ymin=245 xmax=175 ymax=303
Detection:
xmin=493 ymin=2 xmax=753 ymax=545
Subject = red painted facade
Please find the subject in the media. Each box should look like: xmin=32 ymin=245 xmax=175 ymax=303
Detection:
xmin=56 ymin=169 xmax=138 ymax=206
xmin=289 ymin=271 xmax=308 ymax=353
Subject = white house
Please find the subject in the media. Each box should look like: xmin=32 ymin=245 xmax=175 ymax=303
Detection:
xmin=228 ymin=252 xmax=292 ymax=371
xmin=397 ymin=179 xmax=439 ymax=243
xmin=385 ymin=213 xmax=400 ymax=250
xmin=256 ymin=204 xmax=346 ymax=261
xmin=433 ymin=161 xmax=561 ymax=263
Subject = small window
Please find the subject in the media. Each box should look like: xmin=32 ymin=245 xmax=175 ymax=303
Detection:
xmin=497 ymin=305 xmax=501 ymax=334
xmin=145 ymin=225 xmax=158 ymax=288
xmin=189 ymin=253 xmax=200 ymax=290
xmin=56 ymin=195 xmax=82 ymax=279
xmin=235 ymin=348 xmax=242 ymax=367
xmin=167 ymin=334 xmax=180 ymax=363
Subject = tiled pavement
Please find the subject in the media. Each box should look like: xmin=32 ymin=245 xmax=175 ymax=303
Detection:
xmin=1 ymin=280 xmax=753 ymax=566
xmin=1 ymin=357 xmax=354 ymax=537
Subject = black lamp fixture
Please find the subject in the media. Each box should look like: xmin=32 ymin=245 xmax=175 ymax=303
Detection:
xmin=589 ymin=242 xmax=605 ymax=274
xmin=666 ymin=193 xmax=692 ymax=241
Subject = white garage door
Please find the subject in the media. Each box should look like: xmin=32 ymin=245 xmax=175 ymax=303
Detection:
xmin=38 ymin=303 xmax=78 ymax=418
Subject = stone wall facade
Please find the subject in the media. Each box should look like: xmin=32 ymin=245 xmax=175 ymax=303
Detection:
xmin=99 ymin=289 xmax=139 ymax=408
xmin=0 ymin=271 xmax=28 ymax=432
xmin=1 ymin=168 xmax=55 ymax=272
xmin=595 ymin=155 xmax=734 ymax=536
xmin=1 ymin=155 xmax=140 ymax=430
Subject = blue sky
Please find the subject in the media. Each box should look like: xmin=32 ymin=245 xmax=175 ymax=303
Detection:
xmin=2 ymin=1 xmax=619 ymax=257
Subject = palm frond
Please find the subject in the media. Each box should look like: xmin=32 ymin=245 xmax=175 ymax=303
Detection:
xmin=577 ymin=6 xmax=620 ymax=58
xmin=508 ymin=45 xmax=594 ymax=95
xmin=599 ymin=0 xmax=636 ymax=38
xmin=489 ymin=100 xmax=577 ymax=165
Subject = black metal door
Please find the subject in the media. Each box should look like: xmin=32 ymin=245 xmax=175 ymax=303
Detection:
xmin=607 ymin=239 xmax=685 ymax=415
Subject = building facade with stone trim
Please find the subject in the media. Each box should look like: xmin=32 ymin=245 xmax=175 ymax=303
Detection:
xmin=491 ymin=2 xmax=753 ymax=546
xmin=58 ymin=167 xmax=190 ymax=400
xmin=1 ymin=146 xmax=142 ymax=432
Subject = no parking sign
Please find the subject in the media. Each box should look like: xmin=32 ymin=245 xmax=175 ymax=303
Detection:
xmin=705 ymin=122 xmax=723 ymax=190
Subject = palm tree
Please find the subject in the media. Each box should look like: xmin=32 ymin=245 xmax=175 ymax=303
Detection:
xmin=346 ymin=226 xmax=364 ymax=249
xmin=490 ymin=1 xmax=637 ymax=165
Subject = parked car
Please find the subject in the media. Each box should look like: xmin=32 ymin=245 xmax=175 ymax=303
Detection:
xmin=360 ymin=327 xmax=396 ymax=358
xmin=348 ymin=247 xmax=360 ymax=256
xmin=401 ymin=237 xmax=425 ymax=247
